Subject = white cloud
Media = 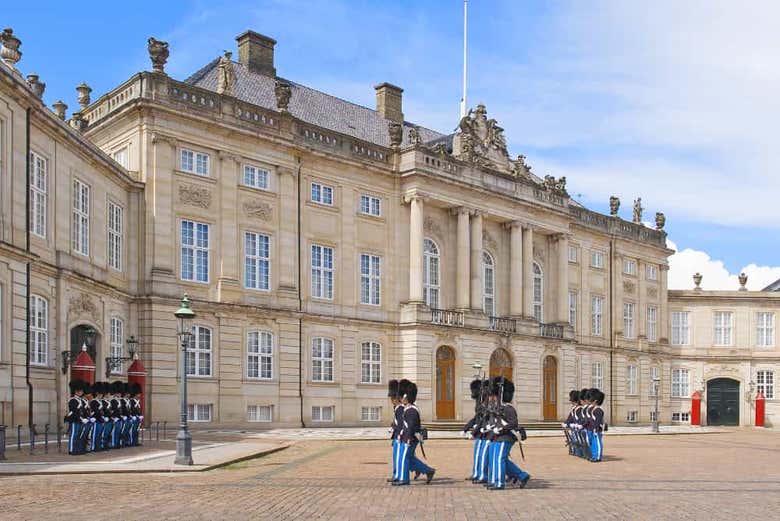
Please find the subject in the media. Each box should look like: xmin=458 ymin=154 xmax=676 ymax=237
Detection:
xmin=666 ymin=239 xmax=780 ymax=290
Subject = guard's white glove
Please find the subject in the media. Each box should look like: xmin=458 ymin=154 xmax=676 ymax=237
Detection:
xmin=103 ymin=418 xmax=109 ymax=423
xmin=121 ymin=416 xmax=128 ymax=421
xmin=139 ymin=416 xmax=144 ymax=422
xmin=493 ymin=427 xmax=500 ymax=434
xmin=467 ymin=432 xmax=474 ymax=440
xmin=561 ymin=423 xmax=568 ymax=428
xmin=113 ymin=418 xmax=119 ymax=422
xmin=81 ymin=418 xmax=89 ymax=424
xmin=90 ymin=418 xmax=96 ymax=423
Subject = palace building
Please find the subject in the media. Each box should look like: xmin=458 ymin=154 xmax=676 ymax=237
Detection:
xmin=0 ymin=28 xmax=777 ymax=430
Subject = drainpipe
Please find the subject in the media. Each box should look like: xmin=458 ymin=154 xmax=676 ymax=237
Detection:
xmin=25 ymin=107 xmax=33 ymax=430
xmin=296 ymin=156 xmax=305 ymax=428
xmin=608 ymin=237 xmax=615 ymax=423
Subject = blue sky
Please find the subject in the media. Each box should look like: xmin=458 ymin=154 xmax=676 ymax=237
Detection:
xmin=7 ymin=0 xmax=779 ymax=289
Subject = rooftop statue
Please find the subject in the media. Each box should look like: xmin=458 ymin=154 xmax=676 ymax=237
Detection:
xmin=217 ymin=51 xmax=236 ymax=96
xmin=453 ymin=104 xmax=511 ymax=172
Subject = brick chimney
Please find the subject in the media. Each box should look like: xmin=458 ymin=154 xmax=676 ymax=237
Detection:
xmin=236 ymin=30 xmax=276 ymax=76
xmin=374 ymin=83 xmax=403 ymax=123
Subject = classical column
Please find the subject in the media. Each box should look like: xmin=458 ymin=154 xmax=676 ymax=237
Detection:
xmin=522 ymin=225 xmax=534 ymax=318
xmin=407 ymin=194 xmax=425 ymax=303
xmin=659 ymin=265 xmax=669 ymax=343
xmin=508 ymin=221 xmax=523 ymax=316
xmin=557 ymin=234 xmax=570 ymax=324
xmin=455 ymin=207 xmax=471 ymax=310
xmin=217 ymin=152 xmax=241 ymax=301
xmin=470 ymin=210 xmax=483 ymax=311
xmin=638 ymin=261 xmax=647 ymax=338
xmin=278 ymin=166 xmax=298 ymax=291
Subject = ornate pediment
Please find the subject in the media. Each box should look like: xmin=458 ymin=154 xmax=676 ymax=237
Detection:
xmin=68 ymin=292 xmax=99 ymax=322
xmin=453 ymin=104 xmax=511 ymax=172
xmin=179 ymin=184 xmax=211 ymax=209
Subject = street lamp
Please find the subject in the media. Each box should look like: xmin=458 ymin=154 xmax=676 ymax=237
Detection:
xmin=652 ymin=376 xmax=661 ymax=433
xmin=174 ymin=294 xmax=196 ymax=465
xmin=104 ymin=335 xmax=139 ymax=378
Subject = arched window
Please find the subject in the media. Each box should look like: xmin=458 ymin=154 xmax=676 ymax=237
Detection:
xmin=186 ymin=325 xmax=212 ymax=376
xmin=423 ymin=238 xmax=440 ymax=308
xmin=482 ymin=251 xmax=495 ymax=315
xmin=533 ymin=262 xmax=543 ymax=322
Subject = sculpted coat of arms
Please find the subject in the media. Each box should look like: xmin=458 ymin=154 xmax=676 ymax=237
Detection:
xmin=453 ymin=104 xmax=512 ymax=172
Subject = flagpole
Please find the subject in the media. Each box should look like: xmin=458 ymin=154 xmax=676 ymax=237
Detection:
xmin=460 ymin=0 xmax=468 ymax=118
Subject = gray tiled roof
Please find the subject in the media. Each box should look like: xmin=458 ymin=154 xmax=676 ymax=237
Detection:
xmin=185 ymin=60 xmax=445 ymax=148
xmin=763 ymin=278 xmax=780 ymax=291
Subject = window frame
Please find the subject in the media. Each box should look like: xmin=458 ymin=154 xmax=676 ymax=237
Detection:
xmin=623 ymin=302 xmax=636 ymax=339
xmin=757 ymin=370 xmax=774 ymax=400
xmin=311 ymin=244 xmax=334 ymax=300
xmin=590 ymin=251 xmax=604 ymax=269
xmin=180 ymin=148 xmax=210 ymax=176
xmin=107 ymin=200 xmax=123 ymax=272
xmin=310 ymin=182 xmax=334 ymax=206
xmin=359 ymin=194 xmax=381 ymax=217
xmin=113 ymin=146 xmax=129 ymax=169
xmin=360 ymin=341 xmax=381 ymax=384
xmin=109 ymin=317 xmax=124 ymax=375
xmin=423 ymin=238 xmax=440 ymax=308
xmin=671 ymin=369 xmax=690 ymax=398
xmin=591 ymin=361 xmax=604 ymax=389
xmin=360 ymin=406 xmax=381 ymax=422
xmin=568 ymin=245 xmax=578 ymax=263
xmin=482 ymin=251 xmax=496 ymax=316
xmin=180 ymin=220 xmax=210 ymax=283
xmin=671 ymin=311 xmax=690 ymax=345
xmin=247 ymin=404 xmax=273 ymax=422
xmin=626 ymin=364 xmax=638 ymax=396
xmin=533 ymin=262 xmax=544 ymax=322
xmin=244 ymin=231 xmax=271 ymax=291
xmin=72 ymin=178 xmax=90 ymax=256
xmin=311 ymin=337 xmax=334 ymax=383
xmin=568 ymin=291 xmax=577 ymax=328
xmin=713 ymin=311 xmax=733 ymax=346
xmin=30 ymin=294 xmax=48 ymax=366
xmin=30 ymin=151 xmax=48 ymax=238
xmin=591 ymin=295 xmax=604 ymax=337
xmin=359 ymin=253 xmax=381 ymax=306
xmin=647 ymin=305 xmax=658 ymax=342
xmin=646 ymin=264 xmax=658 ymax=281
xmin=187 ymin=403 xmax=213 ymax=422
xmin=247 ymin=330 xmax=273 ymax=380
xmin=756 ymin=312 xmax=775 ymax=348
xmin=311 ymin=405 xmax=334 ymax=422
xmin=623 ymin=259 xmax=637 ymax=276
xmin=186 ymin=325 xmax=213 ymax=377
xmin=242 ymin=164 xmax=270 ymax=190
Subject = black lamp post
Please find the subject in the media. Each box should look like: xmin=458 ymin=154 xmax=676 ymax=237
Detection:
xmin=104 ymin=335 xmax=139 ymax=378
xmin=652 ymin=376 xmax=661 ymax=433
xmin=174 ymin=295 xmax=196 ymax=465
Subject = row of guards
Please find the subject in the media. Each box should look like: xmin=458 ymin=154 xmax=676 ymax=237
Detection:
xmin=69 ymin=344 xmax=147 ymax=418
xmin=689 ymin=391 xmax=767 ymax=427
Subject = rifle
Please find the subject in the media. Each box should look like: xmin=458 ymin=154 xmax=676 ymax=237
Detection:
xmin=562 ymin=425 xmax=571 ymax=447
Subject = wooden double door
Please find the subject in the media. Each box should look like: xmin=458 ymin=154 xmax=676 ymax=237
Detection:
xmin=707 ymin=378 xmax=740 ymax=426
xmin=436 ymin=346 xmax=455 ymax=419
xmin=543 ymin=356 xmax=558 ymax=420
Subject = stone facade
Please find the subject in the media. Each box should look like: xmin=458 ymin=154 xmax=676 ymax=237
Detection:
xmin=0 ymin=30 xmax=777 ymax=430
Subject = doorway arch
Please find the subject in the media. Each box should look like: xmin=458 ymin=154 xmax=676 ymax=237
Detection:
xmin=489 ymin=348 xmax=513 ymax=381
xmin=543 ymin=355 xmax=558 ymax=420
xmin=707 ymin=378 xmax=740 ymax=426
xmin=70 ymin=324 xmax=101 ymax=380
xmin=435 ymin=346 xmax=456 ymax=419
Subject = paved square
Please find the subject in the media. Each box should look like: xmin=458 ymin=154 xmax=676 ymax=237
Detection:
xmin=2 ymin=430 xmax=779 ymax=520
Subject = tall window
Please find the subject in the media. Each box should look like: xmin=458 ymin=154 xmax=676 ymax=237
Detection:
xmin=311 ymin=244 xmax=334 ymax=299
xmin=30 ymin=295 xmax=48 ymax=366
xmin=626 ymin=364 xmax=638 ymax=395
xmin=181 ymin=220 xmax=210 ymax=282
xmin=591 ymin=361 xmax=604 ymax=389
xmin=312 ymin=337 xmax=334 ymax=382
xmin=186 ymin=325 xmax=212 ymax=377
xmin=113 ymin=147 xmax=129 ymax=169
xmin=423 ymin=238 xmax=440 ymax=308
xmin=650 ymin=366 xmax=660 ymax=396
xmin=623 ymin=259 xmax=637 ymax=275
xmin=623 ymin=303 xmax=636 ymax=339
xmin=591 ymin=296 xmax=604 ymax=336
xmin=568 ymin=291 xmax=577 ymax=328
xmin=30 ymin=152 xmax=47 ymax=237
xmin=647 ymin=306 xmax=658 ymax=342
xmin=180 ymin=148 xmax=210 ymax=176
xmin=757 ymin=370 xmax=774 ymax=399
xmin=757 ymin=312 xmax=775 ymax=347
xmin=533 ymin=262 xmax=543 ymax=322
xmin=72 ymin=179 xmax=90 ymax=256
xmin=590 ymin=251 xmax=604 ymax=269
xmin=247 ymin=331 xmax=273 ymax=380
xmin=108 ymin=201 xmax=123 ymax=271
xmin=568 ymin=245 xmax=578 ymax=263
xmin=671 ymin=369 xmax=690 ymax=398
xmin=110 ymin=317 xmax=123 ymax=374
xmin=671 ymin=311 xmax=690 ymax=345
xmin=360 ymin=341 xmax=381 ymax=384
xmin=646 ymin=264 xmax=658 ymax=281
xmin=482 ymin=252 xmax=495 ymax=315
xmin=713 ymin=311 xmax=733 ymax=346
xmin=245 ymin=232 xmax=270 ymax=290
xmin=310 ymin=182 xmax=333 ymax=205
xmin=360 ymin=253 xmax=381 ymax=305
xmin=243 ymin=164 xmax=269 ymax=190
xmin=359 ymin=194 xmax=381 ymax=216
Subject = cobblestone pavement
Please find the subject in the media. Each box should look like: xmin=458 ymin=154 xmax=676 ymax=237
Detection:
xmin=2 ymin=430 xmax=779 ymax=520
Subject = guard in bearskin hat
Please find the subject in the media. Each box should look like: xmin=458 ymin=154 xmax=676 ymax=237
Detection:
xmin=393 ymin=379 xmax=435 ymax=486
xmin=562 ymin=389 xmax=580 ymax=456
xmin=129 ymin=382 xmax=144 ymax=446
xmin=587 ymin=389 xmax=606 ymax=462
xmin=484 ymin=377 xmax=530 ymax=490
xmin=109 ymin=381 xmax=124 ymax=448
xmin=387 ymin=379 xmax=402 ymax=482
xmin=65 ymin=380 xmax=87 ymax=455
xmin=463 ymin=378 xmax=491 ymax=483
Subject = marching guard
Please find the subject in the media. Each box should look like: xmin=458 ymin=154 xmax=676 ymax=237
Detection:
xmin=393 ymin=379 xmax=435 ymax=486
xmin=562 ymin=387 xmax=607 ymax=462
xmin=66 ymin=380 xmax=87 ymax=455
xmin=387 ymin=379 xmax=403 ymax=482
xmin=483 ymin=377 xmax=530 ymax=490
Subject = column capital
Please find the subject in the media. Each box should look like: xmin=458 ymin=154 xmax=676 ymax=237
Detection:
xmin=503 ymin=220 xmax=525 ymax=230
xmin=217 ymin=150 xmax=242 ymax=163
xmin=403 ymin=192 xmax=429 ymax=205
xmin=277 ymin=165 xmax=298 ymax=178
xmin=150 ymin=132 xmax=177 ymax=147
xmin=450 ymin=205 xmax=472 ymax=216
xmin=552 ymin=232 xmax=572 ymax=242
xmin=659 ymin=264 xmax=670 ymax=272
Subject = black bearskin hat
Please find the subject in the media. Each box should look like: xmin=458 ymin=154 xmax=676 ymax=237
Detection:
xmin=69 ymin=380 xmax=81 ymax=394
xmin=111 ymin=380 xmax=123 ymax=394
xmin=84 ymin=382 xmax=95 ymax=396
xmin=569 ymin=389 xmax=580 ymax=403
xmin=592 ymin=389 xmax=605 ymax=406
xmin=399 ymin=379 xmax=417 ymax=403
xmin=579 ymin=388 xmax=591 ymax=402
xmin=470 ymin=379 xmax=483 ymax=400
xmin=93 ymin=382 xmax=103 ymax=395
xmin=502 ymin=380 xmax=515 ymax=403
xmin=130 ymin=382 xmax=142 ymax=396
xmin=388 ymin=379 xmax=400 ymax=399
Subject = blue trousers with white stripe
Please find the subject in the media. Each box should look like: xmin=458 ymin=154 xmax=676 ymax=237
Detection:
xmin=470 ymin=438 xmax=482 ymax=478
xmin=588 ymin=431 xmax=603 ymax=461
xmin=391 ymin=439 xmax=400 ymax=479
xmin=489 ymin=440 xmax=528 ymax=488
xmin=102 ymin=420 xmax=113 ymax=448
xmin=68 ymin=422 xmax=83 ymax=455
xmin=396 ymin=441 xmax=432 ymax=483
xmin=90 ymin=422 xmax=104 ymax=452
xmin=111 ymin=419 xmax=121 ymax=448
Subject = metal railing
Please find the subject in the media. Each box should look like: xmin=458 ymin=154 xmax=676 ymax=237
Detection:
xmin=539 ymin=322 xmax=564 ymax=339
xmin=489 ymin=316 xmax=517 ymax=333
xmin=430 ymin=308 xmax=465 ymax=327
